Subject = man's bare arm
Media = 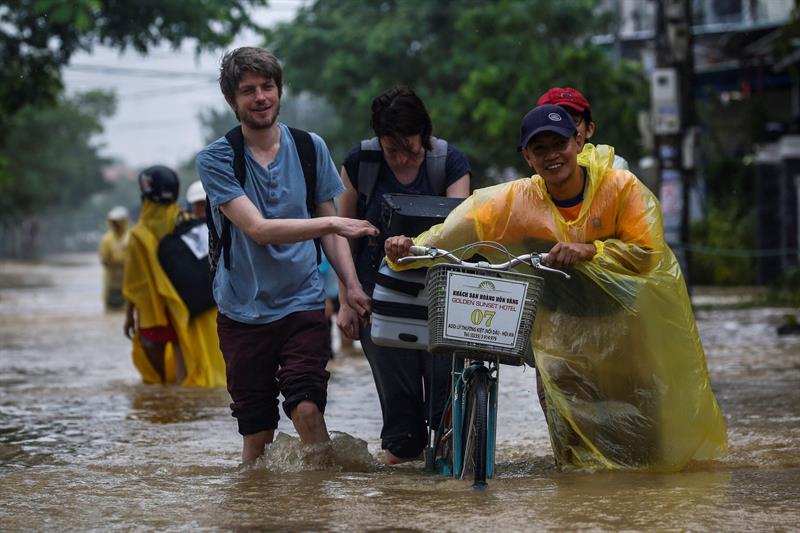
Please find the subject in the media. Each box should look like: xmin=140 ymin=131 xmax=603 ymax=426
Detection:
xmin=218 ymin=194 xmax=378 ymax=245
xmin=317 ymin=200 xmax=371 ymax=322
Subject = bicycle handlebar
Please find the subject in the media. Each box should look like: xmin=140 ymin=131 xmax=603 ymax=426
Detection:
xmin=400 ymin=244 xmax=571 ymax=279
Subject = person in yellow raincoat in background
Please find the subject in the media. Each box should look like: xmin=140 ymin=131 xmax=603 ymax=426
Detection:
xmin=385 ymin=104 xmax=728 ymax=472
xmin=123 ymin=165 xmax=226 ymax=387
xmin=98 ymin=206 xmax=129 ymax=310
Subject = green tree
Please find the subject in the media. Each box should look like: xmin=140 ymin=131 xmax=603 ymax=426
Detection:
xmin=0 ymin=90 xmax=116 ymax=221
xmin=0 ymin=90 xmax=119 ymax=256
xmin=198 ymin=106 xmax=240 ymax=146
xmin=0 ymin=0 xmax=268 ymax=255
xmin=266 ymin=0 xmax=647 ymax=183
xmin=690 ymin=206 xmax=757 ymax=285
xmin=0 ymin=0 xmax=268 ymax=131
xmin=174 ymin=105 xmax=241 ymax=184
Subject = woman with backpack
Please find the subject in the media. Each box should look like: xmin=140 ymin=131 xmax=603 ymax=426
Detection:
xmin=336 ymin=86 xmax=471 ymax=464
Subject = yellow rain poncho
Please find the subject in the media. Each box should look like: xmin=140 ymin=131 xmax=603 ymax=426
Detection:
xmin=123 ymin=200 xmax=226 ymax=387
xmin=98 ymin=219 xmax=128 ymax=309
xmin=392 ymin=143 xmax=728 ymax=472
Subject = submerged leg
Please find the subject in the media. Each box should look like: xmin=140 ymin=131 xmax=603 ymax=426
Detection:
xmin=141 ymin=341 xmax=166 ymax=383
xmin=172 ymin=342 xmax=187 ymax=385
xmin=290 ymin=400 xmax=332 ymax=468
xmin=242 ymin=430 xmax=275 ymax=464
xmin=290 ymin=400 xmax=330 ymax=445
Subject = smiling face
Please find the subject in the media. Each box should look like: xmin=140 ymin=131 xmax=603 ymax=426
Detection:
xmin=226 ymin=71 xmax=281 ymax=130
xmin=522 ymin=131 xmax=583 ymax=199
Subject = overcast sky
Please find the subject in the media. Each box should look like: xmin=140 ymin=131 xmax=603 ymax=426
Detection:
xmin=62 ymin=3 xmax=302 ymax=170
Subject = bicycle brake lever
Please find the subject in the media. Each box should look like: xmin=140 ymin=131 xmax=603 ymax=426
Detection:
xmin=530 ymin=254 xmax=571 ymax=279
xmin=396 ymin=255 xmax=425 ymax=264
xmin=397 ymin=249 xmax=439 ymax=264
xmin=536 ymin=264 xmax=571 ymax=279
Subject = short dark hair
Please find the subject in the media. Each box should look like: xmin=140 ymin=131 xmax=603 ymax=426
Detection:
xmin=219 ymin=47 xmax=283 ymax=102
xmin=563 ymin=107 xmax=593 ymax=127
xmin=370 ymin=86 xmax=432 ymax=150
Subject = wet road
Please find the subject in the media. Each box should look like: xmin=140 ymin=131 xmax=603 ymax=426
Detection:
xmin=0 ymin=254 xmax=798 ymax=531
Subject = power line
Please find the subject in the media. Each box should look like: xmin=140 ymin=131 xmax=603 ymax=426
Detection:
xmin=66 ymin=63 xmax=217 ymax=80
xmin=110 ymin=118 xmax=196 ymax=129
xmin=257 ymin=0 xmax=310 ymax=8
xmin=64 ymin=79 xmax=218 ymax=100
xmin=118 ymin=82 xmax=218 ymax=100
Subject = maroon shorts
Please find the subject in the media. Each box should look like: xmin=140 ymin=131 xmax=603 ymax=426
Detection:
xmin=217 ymin=310 xmax=332 ymax=435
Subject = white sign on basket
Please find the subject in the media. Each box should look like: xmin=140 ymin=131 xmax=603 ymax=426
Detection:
xmin=443 ymin=271 xmax=527 ymax=348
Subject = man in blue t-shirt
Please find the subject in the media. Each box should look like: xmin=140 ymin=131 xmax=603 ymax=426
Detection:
xmin=196 ymin=47 xmax=378 ymax=464
xmin=337 ymin=86 xmax=471 ymax=464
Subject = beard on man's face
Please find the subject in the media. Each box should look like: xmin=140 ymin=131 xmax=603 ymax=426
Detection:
xmin=238 ymin=101 xmax=280 ymax=130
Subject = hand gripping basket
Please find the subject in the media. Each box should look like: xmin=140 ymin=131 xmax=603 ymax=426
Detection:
xmin=425 ymin=263 xmax=544 ymax=366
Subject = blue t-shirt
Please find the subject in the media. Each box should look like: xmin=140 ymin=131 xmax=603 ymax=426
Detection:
xmin=343 ymin=141 xmax=471 ymax=294
xmin=196 ymin=123 xmax=344 ymax=324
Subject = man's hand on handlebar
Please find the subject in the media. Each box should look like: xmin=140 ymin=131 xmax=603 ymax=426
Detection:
xmin=384 ymin=236 xmax=414 ymax=262
xmin=545 ymin=242 xmax=596 ymax=269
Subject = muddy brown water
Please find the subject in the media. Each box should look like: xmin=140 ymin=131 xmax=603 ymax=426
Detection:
xmin=0 ymin=254 xmax=798 ymax=531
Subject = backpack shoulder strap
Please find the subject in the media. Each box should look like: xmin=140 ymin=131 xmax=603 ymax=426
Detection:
xmin=287 ymin=126 xmax=322 ymax=264
xmin=425 ymin=136 xmax=448 ymax=195
xmin=288 ymin=127 xmax=317 ymax=218
xmin=225 ymin=126 xmax=247 ymax=186
xmin=216 ymin=126 xmax=247 ymax=270
xmin=357 ymin=137 xmax=383 ymax=206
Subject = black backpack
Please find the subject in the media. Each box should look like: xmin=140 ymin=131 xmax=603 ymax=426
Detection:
xmin=157 ymin=216 xmax=216 ymax=318
xmin=206 ymin=125 xmax=321 ymax=278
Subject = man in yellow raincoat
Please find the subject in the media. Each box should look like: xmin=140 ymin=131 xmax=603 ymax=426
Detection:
xmin=98 ymin=206 xmax=129 ymax=310
xmin=385 ymin=104 xmax=728 ymax=472
xmin=123 ymin=165 xmax=226 ymax=387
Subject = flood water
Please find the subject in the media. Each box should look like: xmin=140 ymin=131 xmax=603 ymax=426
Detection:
xmin=1 ymin=254 xmax=798 ymax=531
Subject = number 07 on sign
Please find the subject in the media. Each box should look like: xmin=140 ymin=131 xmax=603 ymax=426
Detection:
xmin=443 ymin=271 xmax=528 ymax=348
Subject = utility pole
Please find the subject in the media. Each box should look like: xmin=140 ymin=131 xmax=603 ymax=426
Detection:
xmin=652 ymin=0 xmax=695 ymax=287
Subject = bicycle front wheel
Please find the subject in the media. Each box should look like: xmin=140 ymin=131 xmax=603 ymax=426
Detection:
xmin=469 ymin=366 xmax=490 ymax=488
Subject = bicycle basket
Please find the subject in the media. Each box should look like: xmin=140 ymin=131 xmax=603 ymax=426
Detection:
xmin=426 ymin=263 xmax=544 ymax=366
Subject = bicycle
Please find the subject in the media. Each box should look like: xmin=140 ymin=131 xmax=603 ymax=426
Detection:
xmin=395 ymin=242 xmax=570 ymax=488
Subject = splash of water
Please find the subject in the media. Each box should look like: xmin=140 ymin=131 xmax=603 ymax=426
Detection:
xmin=256 ymin=431 xmax=377 ymax=473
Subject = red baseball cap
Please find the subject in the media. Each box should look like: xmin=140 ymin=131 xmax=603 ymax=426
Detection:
xmin=537 ymin=87 xmax=591 ymax=113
